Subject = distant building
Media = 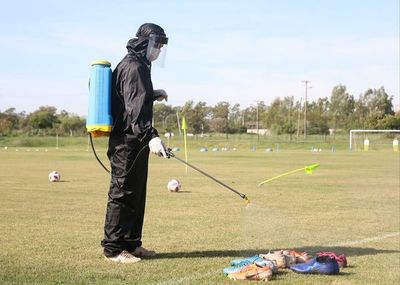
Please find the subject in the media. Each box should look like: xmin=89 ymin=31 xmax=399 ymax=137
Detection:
xmin=247 ymin=129 xmax=271 ymax=136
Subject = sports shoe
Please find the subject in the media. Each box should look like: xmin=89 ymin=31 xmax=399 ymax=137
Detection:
xmin=275 ymin=250 xmax=297 ymax=266
xmin=228 ymin=264 xmax=273 ymax=281
xmin=224 ymin=257 xmax=278 ymax=275
xmin=290 ymin=255 xmax=339 ymax=275
xmin=104 ymin=250 xmax=141 ymax=264
xmin=283 ymin=249 xmax=311 ymax=263
xmin=260 ymin=252 xmax=287 ymax=269
xmin=316 ymin=251 xmax=347 ymax=267
xmin=131 ymin=246 xmax=156 ymax=258
xmin=230 ymin=255 xmax=260 ymax=266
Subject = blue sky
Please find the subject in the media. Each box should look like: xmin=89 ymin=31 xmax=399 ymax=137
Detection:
xmin=0 ymin=0 xmax=399 ymax=116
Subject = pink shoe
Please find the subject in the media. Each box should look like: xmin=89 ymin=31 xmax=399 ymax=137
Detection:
xmin=316 ymin=252 xmax=347 ymax=267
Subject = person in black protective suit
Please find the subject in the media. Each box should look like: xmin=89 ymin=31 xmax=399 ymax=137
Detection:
xmin=102 ymin=23 xmax=170 ymax=263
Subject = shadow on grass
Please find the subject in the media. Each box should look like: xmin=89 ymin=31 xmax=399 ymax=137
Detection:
xmin=156 ymin=246 xmax=399 ymax=259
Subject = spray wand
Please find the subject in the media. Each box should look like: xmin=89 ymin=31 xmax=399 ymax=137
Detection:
xmin=167 ymin=150 xmax=250 ymax=204
xmin=88 ymin=138 xmax=250 ymax=204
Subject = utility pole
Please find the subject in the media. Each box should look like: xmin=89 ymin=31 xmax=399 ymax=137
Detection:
xmin=302 ymin=80 xmax=311 ymax=139
xmin=296 ymin=97 xmax=302 ymax=138
xmin=256 ymin=102 xmax=259 ymax=143
xmin=176 ymin=111 xmax=182 ymax=136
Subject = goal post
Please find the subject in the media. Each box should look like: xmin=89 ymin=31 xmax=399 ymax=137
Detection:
xmin=349 ymin=129 xmax=400 ymax=152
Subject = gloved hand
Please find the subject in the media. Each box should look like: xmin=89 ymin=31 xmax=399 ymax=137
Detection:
xmin=148 ymin=137 xmax=168 ymax=158
xmin=153 ymin=89 xmax=168 ymax=102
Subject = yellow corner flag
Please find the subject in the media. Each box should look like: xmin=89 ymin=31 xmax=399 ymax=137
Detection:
xmin=181 ymin=116 xmax=187 ymax=130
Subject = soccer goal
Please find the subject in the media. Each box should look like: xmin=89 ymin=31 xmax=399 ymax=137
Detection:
xmin=349 ymin=129 xmax=400 ymax=152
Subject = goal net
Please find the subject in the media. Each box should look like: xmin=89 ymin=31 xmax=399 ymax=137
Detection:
xmin=349 ymin=130 xmax=400 ymax=152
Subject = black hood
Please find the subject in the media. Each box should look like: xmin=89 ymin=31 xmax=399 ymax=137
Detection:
xmin=126 ymin=23 xmax=166 ymax=58
xmin=126 ymin=38 xmax=148 ymax=58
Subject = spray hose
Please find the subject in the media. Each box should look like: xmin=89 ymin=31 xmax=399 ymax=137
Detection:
xmin=88 ymin=133 xmax=150 ymax=179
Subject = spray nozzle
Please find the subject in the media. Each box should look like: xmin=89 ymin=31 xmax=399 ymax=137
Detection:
xmin=240 ymin=194 xmax=250 ymax=204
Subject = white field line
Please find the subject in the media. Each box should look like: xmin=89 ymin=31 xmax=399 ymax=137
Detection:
xmin=153 ymin=232 xmax=400 ymax=285
xmin=327 ymin=231 xmax=400 ymax=247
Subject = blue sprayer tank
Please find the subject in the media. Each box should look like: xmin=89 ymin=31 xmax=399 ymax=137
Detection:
xmin=86 ymin=60 xmax=113 ymax=137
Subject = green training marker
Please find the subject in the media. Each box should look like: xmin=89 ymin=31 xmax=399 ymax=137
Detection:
xmin=305 ymin=163 xmax=320 ymax=174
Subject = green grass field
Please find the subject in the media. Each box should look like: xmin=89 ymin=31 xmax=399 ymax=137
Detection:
xmin=0 ymin=140 xmax=399 ymax=284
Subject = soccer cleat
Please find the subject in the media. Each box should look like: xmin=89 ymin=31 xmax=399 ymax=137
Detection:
xmin=282 ymin=249 xmax=311 ymax=263
xmin=104 ymin=250 xmax=141 ymax=264
xmin=230 ymin=255 xmax=260 ymax=266
xmin=228 ymin=264 xmax=273 ymax=281
xmin=260 ymin=252 xmax=287 ymax=269
xmin=131 ymin=246 xmax=156 ymax=258
xmin=275 ymin=250 xmax=297 ymax=266
xmin=316 ymin=251 xmax=347 ymax=267
xmin=290 ymin=255 xmax=339 ymax=275
xmin=224 ymin=257 xmax=278 ymax=275
xmin=256 ymin=258 xmax=278 ymax=273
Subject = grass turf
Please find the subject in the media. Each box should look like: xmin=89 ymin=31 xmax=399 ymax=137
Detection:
xmin=0 ymin=145 xmax=399 ymax=284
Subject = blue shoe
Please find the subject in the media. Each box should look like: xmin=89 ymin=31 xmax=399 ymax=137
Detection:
xmin=290 ymin=256 xmax=339 ymax=275
xmin=230 ymin=255 xmax=260 ymax=266
xmin=255 ymin=258 xmax=278 ymax=273
xmin=224 ymin=257 xmax=277 ymax=275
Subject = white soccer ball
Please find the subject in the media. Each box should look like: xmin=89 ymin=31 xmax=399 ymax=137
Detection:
xmin=49 ymin=171 xmax=61 ymax=182
xmin=167 ymin=179 xmax=181 ymax=192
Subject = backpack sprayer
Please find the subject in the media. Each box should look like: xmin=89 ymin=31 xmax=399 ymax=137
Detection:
xmin=86 ymin=60 xmax=114 ymax=174
xmin=87 ymin=60 xmax=113 ymax=138
xmin=86 ymin=60 xmax=249 ymax=203
xmin=86 ymin=60 xmax=149 ymax=177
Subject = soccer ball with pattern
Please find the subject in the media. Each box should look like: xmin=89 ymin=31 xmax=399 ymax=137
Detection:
xmin=167 ymin=179 xmax=181 ymax=192
xmin=49 ymin=171 xmax=61 ymax=182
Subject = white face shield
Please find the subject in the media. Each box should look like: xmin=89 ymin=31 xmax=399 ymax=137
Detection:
xmin=146 ymin=34 xmax=168 ymax=67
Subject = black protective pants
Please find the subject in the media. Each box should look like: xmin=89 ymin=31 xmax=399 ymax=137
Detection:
xmin=101 ymin=132 xmax=150 ymax=257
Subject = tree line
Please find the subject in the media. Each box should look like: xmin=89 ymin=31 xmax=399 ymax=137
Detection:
xmin=1 ymin=85 xmax=399 ymax=137
xmin=0 ymin=107 xmax=86 ymax=136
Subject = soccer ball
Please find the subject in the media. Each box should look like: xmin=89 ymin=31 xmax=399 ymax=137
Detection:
xmin=49 ymin=171 xmax=61 ymax=182
xmin=167 ymin=179 xmax=181 ymax=192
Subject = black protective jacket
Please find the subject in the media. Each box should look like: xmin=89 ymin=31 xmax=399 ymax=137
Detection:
xmin=110 ymin=38 xmax=158 ymax=141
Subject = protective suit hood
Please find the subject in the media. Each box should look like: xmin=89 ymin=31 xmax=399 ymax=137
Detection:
xmin=126 ymin=23 xmax=166 ymax=59
xmin=126 ymin=38 xmax=148 ymax=59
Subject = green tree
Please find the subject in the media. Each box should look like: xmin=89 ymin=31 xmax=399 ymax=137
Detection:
xmin=242 ymin=101 xmax=267 ymax=133
xmin=57 ymin=110 xmax=86 ymax=136
xmin=264 ymin=97 xmax=294 ymax=135
xmin=228 ymin=103 xmax=243 ymax=133
xmin=375 ymin=114 xmax=400 ymax=130
xmin=307 ymin=98 xmax=330 ymax=135
xmin=328 ymin=85 xmax=355 ymax=131
xmin=354 ymin=93 xmax=370 ymax=129
xmin=281 ymin=97 xmax=297 ymax=140
xmin=363 ymin=87 xmax=394 ymax=128
xmin=180 ymin=101 xmax=209 ymax=134
xmin=28 ymin=106 xmax=59 ymax=134
xmin=0 ymin=108 xmax=21 ymax=135
xmin=153 ymin=103 xmax=175 ymax=132
xmin=210 ymin=102 xmax=230 ymax=133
